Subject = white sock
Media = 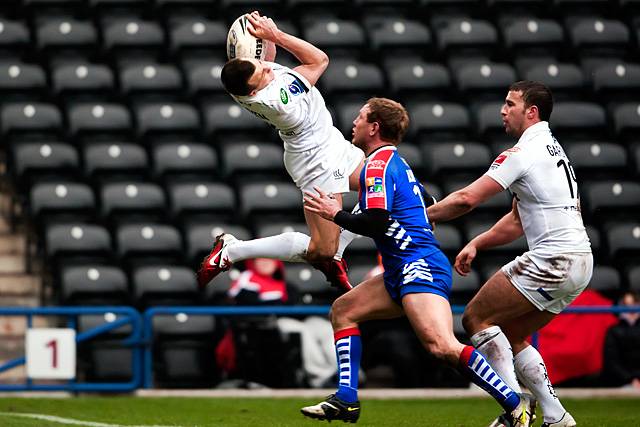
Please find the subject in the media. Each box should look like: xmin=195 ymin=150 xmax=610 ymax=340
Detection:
xmin=334 ymin=203 xmax=362 ymax=261
xmin=515 ymin=345 xmax=566 ymax=423
xmin=226 ymin=232 xmax=310 ymax=263
xmin=470 ymin=326 xmax=521 ymax=393
xmin=334 ymin=228 xmax=358 ymax=261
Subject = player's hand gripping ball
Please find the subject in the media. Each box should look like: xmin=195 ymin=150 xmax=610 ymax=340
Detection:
xmin=226 ymin=14 xmax=276 ymax=61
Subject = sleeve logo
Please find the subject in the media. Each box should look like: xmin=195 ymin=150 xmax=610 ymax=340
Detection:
xmin=367 ymin=159 xmax=386 ymax=170
xmin=280 ymin=88 xmax=289 ymax=104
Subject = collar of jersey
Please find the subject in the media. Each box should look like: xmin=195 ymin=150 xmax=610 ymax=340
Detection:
xmin=368 ymin=144 xmax=397 ymax=158
xmin=519 ymin=120 xmax=550 ymax=142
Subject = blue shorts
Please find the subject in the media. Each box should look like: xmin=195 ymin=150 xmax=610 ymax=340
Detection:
xmin=383 ymin=252 xmax=452 ymax=304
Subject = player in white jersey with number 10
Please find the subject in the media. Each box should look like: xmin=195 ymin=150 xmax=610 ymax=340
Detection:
xmin=197 ymin=11 xmax=365 ymax=291
xmin=427 ymin=81 xmax=592 ymax=427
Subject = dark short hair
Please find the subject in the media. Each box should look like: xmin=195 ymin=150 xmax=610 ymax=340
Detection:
xmin=509 ymin=80 xmax=553 ymax=122
xmin=221 ymin=58 xmax=256 ymax=96
xmin=365 ymin=97 xmax=410 ymax=144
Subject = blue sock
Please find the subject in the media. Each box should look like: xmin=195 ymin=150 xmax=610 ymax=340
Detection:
xmin=459 ymin=346 xmax=520 ymax=412
xmin=334 ymin=327 xmax=361 ymax=403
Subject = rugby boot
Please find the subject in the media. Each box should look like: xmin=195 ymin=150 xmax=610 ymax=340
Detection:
xmin=541 ymin=412 xmax=576 ymax=427
xmin=196 ymin=233 xmax=237 ymax=289
xmin=488 ymin=393 xmax=538 ymax=427
xmin=311 ymin=258 xmax=353 ymax=292
xmin=301 ymin=394 xmax=360 ymax=423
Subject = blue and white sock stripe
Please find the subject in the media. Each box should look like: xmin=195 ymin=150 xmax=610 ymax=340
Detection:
xmin=336 ymin=337 xmax=352 ymax=387
xmin=469 ymin=353 xmax=512 ymax=399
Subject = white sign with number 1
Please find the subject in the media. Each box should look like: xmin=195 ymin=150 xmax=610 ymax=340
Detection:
xmin=26 ymin=328 xmax=76 ymax=379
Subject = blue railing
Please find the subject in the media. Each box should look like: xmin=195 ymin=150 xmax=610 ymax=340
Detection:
xmin=0 ymin=306 xmax=142 ymax=391
xmin=1 ymin=304 xmax=639 ymax=391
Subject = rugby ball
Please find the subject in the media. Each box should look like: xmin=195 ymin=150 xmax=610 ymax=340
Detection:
xmin=227 ymin=15 xmax=273 ymax=61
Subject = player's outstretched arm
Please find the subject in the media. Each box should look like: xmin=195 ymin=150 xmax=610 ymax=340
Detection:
xmin=246 ymin=11 xmax=328 ymax=86
xmin=427 ymin=175 xmax=503 ymax=223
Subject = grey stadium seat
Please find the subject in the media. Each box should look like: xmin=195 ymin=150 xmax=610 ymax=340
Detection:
xmin=0 ymin=63 xmax=47 ymax=100
xmin=0 ymin=19 xmax=30 ymax=57
xmin=36 ymin=19 xmax=97 ymax=57
xmin=184 ymin=60 xmax=226 ymax=99
xmin=60 ymin=264 xmax=129 ymax=305
xmin=566 ymin=17 xmax=630 ymax=54
xmin=1 ymin=102 xmax=62 ymax=138
xmin=549 ymin=102 xmax=607 ymax=140
xmin=587 ymin=265 xmax=621 ymax=300
xmin=11 ymin=142 xmax=79 ymax=187
xmin=168 ymin=18 xmax=227 ymax=57
xmin=583 ymin=181 xmax=640 ymax=222
xmin=52 ymin=63 xmax=115 ymax=99
xmin=611 ymin=103 xmax=640 ymax=141
xmin=221 ymin=141 xmax=285 ymax=181
xmin=302 ymin=18 xmax=366 ymax=58
xmin=606 ymin=222 xmax=640 ymax=262
xmin=100 ymin=182 xmax=167 ymax=223
xmin=30 ymin=182 xmax=96 ymax=223
xmin=151 ymin=142 xmax=218 ymax=182
xmin=68 ymin=103 xmax=132 ymax=138
xmin=115 ymin=223 xmax=183 ymax=264
xmin=320 ymin=59 xmax=385 ymax=99
xmin=286 ymin=264 xmax=340 ymax=305
xmin=422 ymin=141 xmax=492 ymax=179
xmin=454 ymin=62 xmax=516 ymax=100
xmin=409 ymin=102 xmax=471 ymax=141
xmin=565 ymin=142 xmax=628 ymax=179
xmin=256 ymin=222 xmax=308 ymax=239
xmin=592 ymin=63 xmax=640 ymax=103
xmin=522 ymin=63 xmax=585 ymax=100
xmin=119 ymin=63 xmax=183 ymax=99
xmin=103 ymin=19 xmax=164 ymax=63
xmin=239 ymin=182 xmax=303 ymax=223
xmin=184 ymin=223 xmax=250 ymax=267
xmin=502 ymin=18 xmax=565 ymax=54
xmin=167 ymin=182 xmax=235 ymax=224
xmin=450 ymin=270 xmax=481 ymax=305
xmin=365 ymin=17 xmax=431 ymax=57
xmin=132 ymin=265 xmax=199 ymax=308
xmin=432 ymin=17 xmax=498 ymax=56
xmin=475 ymin=101 xmax=507 ymax=141
xmin=45 ymin=223 xmax=112 ymax=262
xmin=135 ymin=103 xmax=200 ymax=139
xmin=83 ymin=142 xmax=149 ymax=182
xmin=385 ymin=60 xmax=451 ymax=103
xmin=433 ymin=223 xmax=463 ymax=257
xmin=203 ymin=101 xmax=272 ymax=139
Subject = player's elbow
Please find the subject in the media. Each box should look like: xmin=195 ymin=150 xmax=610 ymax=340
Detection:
xmin=455 ymin=189 xmax=479 ymax=211
xmin=317 ymin=51 xmax=329 ymax=72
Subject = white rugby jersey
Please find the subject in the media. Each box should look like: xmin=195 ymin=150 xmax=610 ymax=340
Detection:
xmin=485 ymin=121 xmax=591 ymax=255
xmin=232 ymin=62 xmax=340 ymax=153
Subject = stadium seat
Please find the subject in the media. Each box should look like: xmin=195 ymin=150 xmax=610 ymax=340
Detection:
xmin=432 ymin=223 xmax=463 ymax=259
xmin=333 ymin=100 xmax=363 ymax=138
xmin=152 ymin=313 xmax=219 ymax=387
xmin=454 ymin=62 xmax=516 ymax=100
xmin=565 ymin=142 xmax=628 ymax=180
xmin=167 ymin=181 xmax=235 ymax=225
xmin=115 ymin=222 xmax=183 ymax=266
xmin=119 ymin=63 xmax=183 ymax=100
xmin=256 ymin=222 xmax=308 ymax=238
xmin=397 ymin=143 xmax=424 ymax=176
xmin=474 ymin=101 xmax=509 ymax=142
xmin=364 ymin=17 xmax=431 ymax=59
xmin=184 ymin=60 xmax=226 ymax=101
xmin=60 ymin=264 xmax=129 ymax=305
xmin=238 ymin=181 xmax=303 ymax=225
xmin=132 ymin=265 xmax=199 ymax=308
xmin=592 ymin=62 xmax=640 ymax=103
xmin=286 ymin=264 xmax=340 ymax=305
xmin=80 ymin=342 xmax=134 ymax=382
xmin=606 ymin=222 xmax=640 ymax=266
xmin=0 ymin=63 xmax=47 ymax=101
xmin=202 ymin=101 xmax=272 ymax=140
xmin=431 ymin=17 xmax=498 ymax=60
xmin=83 ymin=142 xmax=149 ymax=183
xmin=68 ymin=103 xmax=132 ymax=139
xmin=566 ymin=17 xmax=630 ymax=57
xmin=319 ymin=59 xmax=385 ymax=100
xmin=11 ymin=142 xmax=80 ymax=190
xmin=1 ymin=102 xmax=63 ymax=139
xmin=627 ymin=265 xmax=640 ymax=292
xmin=45 ymin=223 xmax=112 ymax=265
xmin=100 ymin=181 xmax=167 ymax=224
xmin=168 ymin=18 xmax=227 ymax=60
xmin=611 ymin=102 xmax=640 ymax=142
xmin=221 ymin=141 xmax=286 ymax=182
xmin=302 ymin=18 xmax=366 ymax=59
xmin=0 ymin=18 xmax=30 ymax=59
xmin=582 ymin=181 xmax=640 ymax=223
xmin=549 ymin=102 xmax=607 ymax=141
xmin=502 ymin=18 xmax=565 ymax=56
xmin=422 ymin=141 xmax=492 ymax=181
xmin=634 ymin=143 xmax=640 ymax=177
xmin=52 ymin=63 xmax=115 ymax=100
xmin=408 ymin=102 xmax=471 ymax=141
xmin=585 ymin=224 xmax=601 ymax=260
xmin=465 ymin=220 xmax=528 ymax=258
xmin=29 ymin=181 xmax=96 ymax=224
xmin=587 ymin=265 xmax=621 ymax=300
xmin=522 ymin=63 xmax=586 ymax=101
xmin=450 ymin=270 xmax=480 ymax=305
xmin=102 ymin=18 xmax=164 ymax=64
xmin=151 ymin=142 xmax=218 ymax=182
xmin=36 ymin=18 xmax=98 ymax=61
xmin=385 ymin=60 xmax=451 ymax=104
xmin=134 ymin=103 xmax=200 ymax=140
xmin=184 ymin=223 xmax=251 ymax=268
xmin=347 ymin=262 xmax=379 ymax=287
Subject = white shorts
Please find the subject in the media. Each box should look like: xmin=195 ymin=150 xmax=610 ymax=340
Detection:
xmin=502 ymin=251 xmax=593 ymax=314
xmin=284 ymin=140 xmax=364 ymax=194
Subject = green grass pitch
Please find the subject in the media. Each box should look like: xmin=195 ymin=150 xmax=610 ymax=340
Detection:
xmin=0 ymin=397 xmax=638 ymax=426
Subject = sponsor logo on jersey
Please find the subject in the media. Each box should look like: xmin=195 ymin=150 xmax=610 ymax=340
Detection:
xmin=288 ymin=79 xmax=304 ymax=96
xmin=333 ymin=168 xmax=344 ymax=179
xmin=280 ymin=88 xmax=289 ymax=104
xmin=366 ymin=177 xmax=376 ymax=186
xmin=367 ymin=159 xmax=386 ymax=170
xmin=490 ymin=151 xmax=509 ymax=169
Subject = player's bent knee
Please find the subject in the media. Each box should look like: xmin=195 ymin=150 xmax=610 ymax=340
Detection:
xmin=462 ymin=310 xmax=482 ymax=334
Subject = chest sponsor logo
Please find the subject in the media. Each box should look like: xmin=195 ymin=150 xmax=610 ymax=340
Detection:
xmin=367 ymin=159 xmax=386 ymax=170
xmin=280 ymin=88 xmax=289 ymax=104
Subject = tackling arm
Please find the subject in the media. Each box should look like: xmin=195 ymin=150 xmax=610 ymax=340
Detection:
xmin=426 ymin=175 xmax=504 ymax=223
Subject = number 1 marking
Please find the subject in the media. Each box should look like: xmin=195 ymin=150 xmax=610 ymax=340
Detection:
xmin=46 ymin=339 xmax=57 ymax=369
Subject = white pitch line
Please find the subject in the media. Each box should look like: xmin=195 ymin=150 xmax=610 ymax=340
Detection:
xmin=0 ymin=412 xmax=183 ymax=427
